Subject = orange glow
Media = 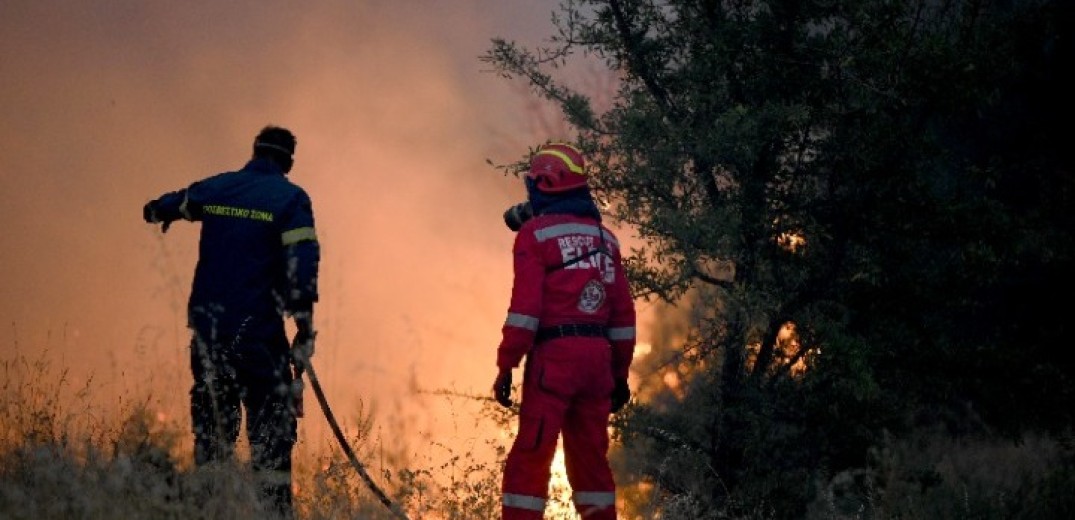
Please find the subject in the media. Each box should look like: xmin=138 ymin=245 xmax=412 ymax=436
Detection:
xmin=744 ymin=322 xmax=815 ymax=378
xmin=1 ymin=0 xmax=659 ymax=485
xmin=547 ymin=447 xmax=578 ymax=519
xmin=662 ymin=370 xmax=684 ymax=399
xmin=777 ymin=231 xmax=807 ymax=252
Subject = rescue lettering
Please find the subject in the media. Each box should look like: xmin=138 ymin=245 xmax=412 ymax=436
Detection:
xmin=558 ymin=235 xmax=596 ymax=269
xmin=557 ymin=234 xmax=616 ymax=282
xmin=203 ymin=204 xmax=274 ymax=222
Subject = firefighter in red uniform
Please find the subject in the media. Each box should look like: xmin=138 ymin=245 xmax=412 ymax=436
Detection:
xmin=493 ymin=143 xmax=636 ymax=520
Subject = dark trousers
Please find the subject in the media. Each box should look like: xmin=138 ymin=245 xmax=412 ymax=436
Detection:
xmin=189 ymin=326 xmax=297 ymax=517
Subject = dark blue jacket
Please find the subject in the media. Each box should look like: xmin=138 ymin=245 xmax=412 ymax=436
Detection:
xmin=146 ymin=158 xmax=319 ymax=338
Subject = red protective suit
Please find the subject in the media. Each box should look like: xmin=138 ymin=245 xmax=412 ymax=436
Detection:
xmin=498 ymin=212 xmax=636 ymax=520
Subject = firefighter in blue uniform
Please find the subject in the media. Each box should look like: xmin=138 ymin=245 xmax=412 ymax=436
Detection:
xmin=142 ymin=125 xmax=319 ymax=517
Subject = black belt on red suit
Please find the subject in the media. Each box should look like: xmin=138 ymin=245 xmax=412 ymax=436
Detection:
xmin=535 ymin=323 xmax=607 ymax=344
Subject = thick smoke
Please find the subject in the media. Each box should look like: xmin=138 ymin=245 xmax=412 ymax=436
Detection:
xmin=0 ymin=0 xmax=562 ymax=456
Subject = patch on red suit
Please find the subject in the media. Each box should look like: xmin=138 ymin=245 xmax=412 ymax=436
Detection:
xmin=578 ymin=279 xmax=606 ymax=313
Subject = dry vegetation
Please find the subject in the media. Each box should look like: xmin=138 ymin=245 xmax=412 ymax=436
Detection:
xmin=0 ymin=348 xmax=580 ymax=520
xmin=3 ymin=348 xmax=1071 ymax=519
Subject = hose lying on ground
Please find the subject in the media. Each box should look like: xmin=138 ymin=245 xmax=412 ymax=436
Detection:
xmin=296 ymin=355 xmax=410 ymax=520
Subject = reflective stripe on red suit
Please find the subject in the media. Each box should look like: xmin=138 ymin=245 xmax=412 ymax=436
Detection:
xmin=499 ymin=212 xmax=636 ymax=520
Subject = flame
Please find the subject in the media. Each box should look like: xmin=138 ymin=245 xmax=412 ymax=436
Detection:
xmin=777 ymin=231 xmax=806 ymax=252
xmin=547 ymin=446 xmax=579 ymax=518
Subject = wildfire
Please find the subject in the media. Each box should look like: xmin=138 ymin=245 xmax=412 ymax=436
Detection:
xmin=546 ymin=446 xmax=579 ymax=519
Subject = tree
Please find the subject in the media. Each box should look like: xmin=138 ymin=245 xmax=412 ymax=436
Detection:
xmin=484 ymin=1 xmax=1073 ymax=517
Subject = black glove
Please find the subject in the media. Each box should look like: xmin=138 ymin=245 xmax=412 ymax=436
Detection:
xmin=611 ymin=377 xmax=630 ymax=413
xmin=291 ymin=312 xmax=316 ymax=368
xmin=289 ymin=376 xmax=305 ymax=418
xmin=143 ymin=201 xmax=173 ymax=232
xmin=493 ymin=370 xmax=513 ymax=408
xmin=142 ymin=201 xmax=156 ymax=223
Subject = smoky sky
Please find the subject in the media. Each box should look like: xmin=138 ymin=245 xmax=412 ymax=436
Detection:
xmin=0 ymin=0 xmax=589 ymax=452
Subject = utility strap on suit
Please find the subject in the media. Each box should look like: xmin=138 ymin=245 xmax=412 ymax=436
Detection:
xmin=535 ymin=323 xmax=608 ymax=344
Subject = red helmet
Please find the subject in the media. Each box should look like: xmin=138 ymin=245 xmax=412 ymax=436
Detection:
xmin=526 ymin=143 xmax=587 ymax=193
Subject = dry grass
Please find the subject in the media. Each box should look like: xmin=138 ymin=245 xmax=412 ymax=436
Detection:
xmin=0 ymin=348 xmax=512 ymax=520
xmin=4 ymin=348 xmax=1071 ymax=519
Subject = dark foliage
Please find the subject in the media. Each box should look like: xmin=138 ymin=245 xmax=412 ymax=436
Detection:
xmin=485 ymin=0 xmax=1073 ymax=517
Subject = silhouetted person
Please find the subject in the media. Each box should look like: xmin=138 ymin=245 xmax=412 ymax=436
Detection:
xmin=143 ymin=125 xmax=319 ymax=518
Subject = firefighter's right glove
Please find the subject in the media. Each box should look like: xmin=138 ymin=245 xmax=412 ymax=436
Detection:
xmin=291 ymin=312 xmax=316 ymax=369
xmin=493 ymin=370 xmax=513 ymax=408
xmin=142 ymin=201 xmax=174 ymax=232
xmin=610 ymin=377 xmax=630 ymax=413
xmin=289 ymin=377 xmax=305 ymax=418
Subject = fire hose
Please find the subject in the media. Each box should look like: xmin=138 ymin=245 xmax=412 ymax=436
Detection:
xmin=292 ymin=347 xmax=410 ymax=520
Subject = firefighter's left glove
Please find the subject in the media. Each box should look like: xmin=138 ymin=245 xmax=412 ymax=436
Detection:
xmin=610 ymin=377 xmax=630 ymax=413
xmin=493 ymin=369 xmax=513 ymax=408
xmin=291 ymin=312 xmax=316 ymax=369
